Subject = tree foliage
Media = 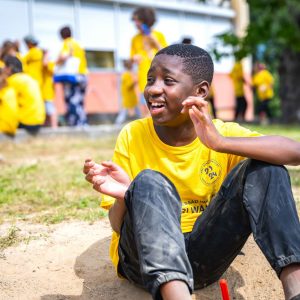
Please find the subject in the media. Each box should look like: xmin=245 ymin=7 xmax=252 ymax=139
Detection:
xmin=211 ymin=0 xmax=300 ymax=66
xmin=201 ymin=0 xmax=300 ymax=122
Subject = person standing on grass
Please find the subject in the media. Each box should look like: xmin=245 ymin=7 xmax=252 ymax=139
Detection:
xmin=56 ymin=26 xmax=88 ymax=127
xmin=23 ymin=35 xmax=44 ymax=90
xmin=84 ymin=44 xmax=300 ymax=300
xmin=130 ymin=6 xmax=167 ymax=117
xmin=230 ymin=60 xmax=248 ymax=122
xmin=252 ymin=62 xmax=274 ymax=124
xmin=115 ymin=59 xmax=141 ymax=126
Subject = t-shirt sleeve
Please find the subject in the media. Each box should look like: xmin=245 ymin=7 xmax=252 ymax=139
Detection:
xmin=100 ymin=125 xmax=133 ymax=209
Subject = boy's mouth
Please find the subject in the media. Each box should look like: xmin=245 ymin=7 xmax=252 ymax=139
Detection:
xmin=148 ymin=101 xmax=166 ymax=115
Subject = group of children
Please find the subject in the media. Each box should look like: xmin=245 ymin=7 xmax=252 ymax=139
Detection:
xmin=0 ymin=36 xmax=57 ymax=136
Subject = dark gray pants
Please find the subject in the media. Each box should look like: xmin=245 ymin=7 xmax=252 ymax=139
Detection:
xmin=118 ymin=159 xmax=300 ymax=300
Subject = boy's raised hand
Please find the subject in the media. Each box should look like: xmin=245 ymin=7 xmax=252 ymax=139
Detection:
xmin=83 ymin=159 xmax=131 ymax=200
xmin=182 ymin=96 xmax=224 ymax=151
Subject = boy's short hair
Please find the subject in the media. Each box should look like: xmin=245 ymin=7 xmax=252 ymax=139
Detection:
xmin=3 ymin=55 xmax=23 ymax=74
xmin=60 ymin=26 xmax=72 ymax=39
xmin=155 ymin=44 xmax=214 ymax=84
xmin=132 ymin=7 xmax=156 ymax=27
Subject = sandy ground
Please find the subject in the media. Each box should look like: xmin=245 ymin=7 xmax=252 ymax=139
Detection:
xmin=0 ymin=218 xmax=285 ymax=300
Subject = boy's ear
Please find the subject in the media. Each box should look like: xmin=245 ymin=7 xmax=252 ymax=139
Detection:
xmin=195 ymin=81 xmax=210 ymax=99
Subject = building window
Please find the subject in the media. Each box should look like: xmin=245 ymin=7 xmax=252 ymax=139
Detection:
xmin=86 ymin=50 xmax=115 ymax=69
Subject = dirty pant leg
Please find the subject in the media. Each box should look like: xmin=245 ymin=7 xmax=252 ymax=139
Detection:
xmin=244 ymin=160 xmax=300 ymax=276
xmin=118 ymin=169 xmax=194 ymax=300
xmin=188 ymin=159 xmax=300 ymax=289
xmin=188 ymin=159 xmax=252 ymax=289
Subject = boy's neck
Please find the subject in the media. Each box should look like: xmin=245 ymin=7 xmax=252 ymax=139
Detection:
xmin=154 ymin=122 xmax=197 ymax=146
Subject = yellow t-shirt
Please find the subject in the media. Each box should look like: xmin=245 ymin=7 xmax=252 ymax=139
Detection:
xmin=0 ymin=85 xmax=18 ymax=135
xmin=121 ymin=71 xmax=138 ymax=109
xmin=252 ymin=69 xmax=274 ymax=101
xmin=130 ymin=30 xmax=167 ymax=92
xmin=60 ymin=37 xmax=88 ymax=75
xmin=230 ymin=62 xmax=245 ymax=97
xmin=7 ymin=73 xmax=45 ymax=125
xmin=22 ymin=47 xmax=44 ymax=88
xmin=101 ymin=118 xmax=262 ymax=272
xmin=42 ymin=61 xmax=55 ymax=101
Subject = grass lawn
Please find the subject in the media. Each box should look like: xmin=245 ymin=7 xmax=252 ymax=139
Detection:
xmin=0 ymin=135 xmax=117 ymax=225
xmin=0 ymin=124 xmax=299 ymax=226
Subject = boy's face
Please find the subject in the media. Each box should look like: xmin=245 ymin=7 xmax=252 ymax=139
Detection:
xmin=144 ymin=54 xmax=196 ymax=126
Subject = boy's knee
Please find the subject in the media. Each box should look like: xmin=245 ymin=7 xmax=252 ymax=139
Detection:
xmin=134 ymin=169 xmax=171 ymax=188
xmin=126 ymin=169 xmax=180 ymax=208
xmin=247 ymin=160 xmax=289 ymax=182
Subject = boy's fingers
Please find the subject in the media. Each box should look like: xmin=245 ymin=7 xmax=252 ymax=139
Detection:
xmin=101 ymin=160 xmax=119 ymax=170
xmin=182 ymin=96 xmax=206 ymax=106
xmin=93 ymin=178 xmax=105 ymax=191
xmin=83 ymin=159 xmax=95 ymax=174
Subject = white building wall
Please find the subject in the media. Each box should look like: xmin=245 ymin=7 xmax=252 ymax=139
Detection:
xmin=0 ymin=0 xmax=235 ymax=72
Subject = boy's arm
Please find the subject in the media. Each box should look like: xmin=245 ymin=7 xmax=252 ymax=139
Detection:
xmin=182 ymin=97 xmax=300 ymax=166
xmin=218 ymin=135 xmax=300 ymax=166
xmin=108 ymin=198 xmax=127 ymax=234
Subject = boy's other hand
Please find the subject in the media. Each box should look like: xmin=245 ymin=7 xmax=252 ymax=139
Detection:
xmin=182 ymin=96 xmax=224 ymax=151
xmin=83 ymin=159 xmax=131 ymax=199
xmin=83 ymin=159 xmax=101 ymax=182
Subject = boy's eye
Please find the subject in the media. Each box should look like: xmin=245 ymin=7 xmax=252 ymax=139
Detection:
xmin=147 ymin=77 xmax=155 ymax=84
xmin=164 ymin=78 xmax=175 ymax=84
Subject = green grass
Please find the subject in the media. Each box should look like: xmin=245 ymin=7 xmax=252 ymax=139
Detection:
xmin=0 ymin=136 xmax=117 ymax=224
xmin=243 ymin=124 xmax=300 ymax=141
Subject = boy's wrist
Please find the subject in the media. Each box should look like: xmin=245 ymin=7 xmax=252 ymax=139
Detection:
xmin=214 ymin=136 xmax=227 ymax=153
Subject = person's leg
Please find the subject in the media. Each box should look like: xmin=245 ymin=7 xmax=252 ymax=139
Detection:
xmin=281 ymin=264 xmax=300 ymax=300
xmin=134 ymin=104 xmax=142 ymax=118
xmin=62 ymin=82 xmax=74 ymax=126
xmin=240 ymin=96 xmax=247 ymax=121
xmin=118 ymin=169 xmax=193 ymax=300
xmin=187 ymin=159 xmax=300 ymax=296
xmin=264 ymin=99 xmax=272 ymax=121
xmin=234 ymin=97 xmax=240 ymax=120
xmin=71 ymin=77 xmax=87 ymax=126
xmin=187 ymin=159 xmax=252 ymax=288
xmin=115 ymin=109 xmax=127 ymax=125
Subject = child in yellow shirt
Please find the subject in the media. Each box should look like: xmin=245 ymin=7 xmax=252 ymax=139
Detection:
xmin=252 ymin=63 xmax=274 ymax=124
xmin=0 ymin=67 xmax=18 ymax=136
xmin=84 ymin=44 xmax=300 ymax=300
xmin=115 ymin=59 xmax=141 ymax=125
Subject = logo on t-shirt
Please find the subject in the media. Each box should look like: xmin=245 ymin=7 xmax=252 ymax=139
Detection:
xmin=200 ymin=160 xmax=222 ymax=185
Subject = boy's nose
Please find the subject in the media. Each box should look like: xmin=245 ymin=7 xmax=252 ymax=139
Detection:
xmin=147 ymin=83 xmax=163 ymax=96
